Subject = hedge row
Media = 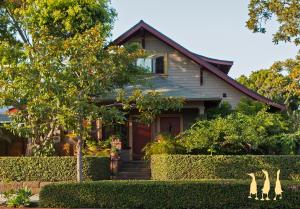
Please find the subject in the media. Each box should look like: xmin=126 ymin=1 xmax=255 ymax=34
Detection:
xmin=0 ymin=157 xmax=110 ymax=182
xmin=151 ymin=155 xmax=300 ymax=180
xmin=39 ymin=180 xmax=300 ymax=209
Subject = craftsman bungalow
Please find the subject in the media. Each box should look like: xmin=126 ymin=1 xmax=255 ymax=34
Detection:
xmin=0 ymin=21 xmax=284 ymax=159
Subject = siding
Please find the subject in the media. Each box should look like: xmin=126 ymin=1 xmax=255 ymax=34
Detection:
xmin=127 ymin=34 xmax=250 ymax=108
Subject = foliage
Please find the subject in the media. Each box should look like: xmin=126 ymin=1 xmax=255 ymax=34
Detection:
xmin=247 ymin=0 xmax=300 ymax=45
xmin=0 ymin=157 xmax=110 ymax=182
xmin=237 ymin=60 xmax=300 ymax=111
xmin=83 ymin=138 xmax=111 ymax=157
xmin=39 ymin=180 xmax=300 ymax=209
xmin=151 ymin=155 xmax=300 ymax=181
xmin=31 ymin=139 xmax=56 ymax=157
xmin=142 ymin=134 xmax=185 ymax=159
xmin=180 ymin=107 xmax=290 ymax=155
xmin=3 ymin=187 xmax=32 ymax=208
xmin=118 ymin=89 xmax=184 ymax=124
xmin=235 ymin=97 xmax=266 ymax=114
xmin=206 ymin=101 xmax=233 ymax=119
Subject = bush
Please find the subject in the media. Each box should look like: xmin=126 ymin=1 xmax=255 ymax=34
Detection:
xmin=39 ymin=180 xmax=300 ymax=209
xmin=151 ymin=155 xmax=300 ymax=180
xmin=0 ymin=157 xmax=110 ymax=182
xmin=3 ymin=188 xmax=32 ymax=208
xmin=179 ymin=109 xmax=292 ymax=155
xmin=143 ymin=134 xmax=185 ymax=159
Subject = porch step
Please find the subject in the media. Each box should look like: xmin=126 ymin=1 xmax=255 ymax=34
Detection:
xmin=115 ymin=161 xmax=151 ymax=180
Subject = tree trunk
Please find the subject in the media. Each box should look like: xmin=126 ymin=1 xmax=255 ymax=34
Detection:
xmin=76 ymin=136 xmax=83 ymax=182
xmin=25 ymin=138 xmax=33 ymax=156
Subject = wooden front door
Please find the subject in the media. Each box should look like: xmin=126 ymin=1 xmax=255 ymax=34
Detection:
xmin=160 ymin=116 xmax=181 ymax=136
xmin=132 ymin=121 xmax=151 ymax=160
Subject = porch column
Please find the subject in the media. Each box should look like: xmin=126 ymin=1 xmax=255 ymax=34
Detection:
xmin=198 ymin=105 xmax=206 ymax=119
xmin=96 ymin=119 xmax=102 ymax=140
xmin=128 ymin=116 xmax=133 ymax=161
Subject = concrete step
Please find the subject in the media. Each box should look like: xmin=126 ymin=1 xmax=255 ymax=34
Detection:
xmin=116 ymin=161 xmax=151 ymax=180
xmin=119 ymin=168 xmax=151 ymax=172
xmin=117 ymin=173 xmax=151 ymax=180
xmin=120 ymin=162 xmax=150 ymax=169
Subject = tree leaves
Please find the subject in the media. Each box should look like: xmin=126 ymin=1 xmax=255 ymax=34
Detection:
xmin=247 ymin=0 xmax=300 ymax=45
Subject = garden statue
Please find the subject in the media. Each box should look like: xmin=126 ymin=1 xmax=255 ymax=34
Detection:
xmin=247 ymin=173 xmax=258 ymax=200
xmin=261 ymin=170 xmax=270 ymax=201
xmin=274 ymin=170 xmax=283 ymax=200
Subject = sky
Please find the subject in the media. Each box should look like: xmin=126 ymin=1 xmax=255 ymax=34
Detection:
xmin=110 ymin=0 xmax=299 ymax=78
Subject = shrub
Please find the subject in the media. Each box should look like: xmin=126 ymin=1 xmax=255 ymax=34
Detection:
xmin=39 ymin=180 xmax=300 ymax=209
xmin=3 ymin=187 xmax=32 ymax=208
xmin=143 ymin=134 xmax=185 ymax=159
xmin=151 ymin=155 xmax=300 ymax=180
xmin=0 ymin=157 xmax=110 ymax=182
xmin=179 ymin=109 xmax=292 ymax=155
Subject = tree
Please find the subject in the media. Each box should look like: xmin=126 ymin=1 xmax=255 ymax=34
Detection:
xmin=0 ymin=0 xmax=183 ymax=182
xmin=237 ymin=58 xmax=300 ymax=111
xmin=247 ymin=0 xmax=300 ymax=45
xmin=180 ymin=107 xmax=290 ymax=155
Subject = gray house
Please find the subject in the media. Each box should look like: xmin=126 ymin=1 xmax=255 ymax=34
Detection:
xmin=105 ymin=20 xmax=284 ymax=160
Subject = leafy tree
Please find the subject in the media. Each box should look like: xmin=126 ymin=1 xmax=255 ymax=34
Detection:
xmin=247 ymin=0 xmax=300 ymax=45
xmin=0 ymin=0 xmax=183 ymax=182
xmin=235 ymin=97 xmax=266 ymax=114
xmin=237 ymin=59 xmax=300 ymax=111
xmin=206 ymin=101 xmax=233 ymax=120
xmin=180 ymin=108 xmax=290 ymax=155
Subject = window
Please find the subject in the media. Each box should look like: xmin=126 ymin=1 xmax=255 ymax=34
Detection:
xmin=136 ymin=55 xmax=166 ymax=74
xmin=153 ymin=56 xmax=164 ymax=74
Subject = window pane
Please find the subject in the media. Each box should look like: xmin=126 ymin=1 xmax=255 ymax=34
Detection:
xmin=155 ymin=56 xmax=164 ymax=74
xmin=136 ymin=58 xmax=152 ymax=72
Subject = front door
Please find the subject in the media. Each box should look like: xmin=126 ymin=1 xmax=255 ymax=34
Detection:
xmin=132 ymin=121 xmax=151 ymax=160
xmin=160 ymin=116 xmax=181 ymax=136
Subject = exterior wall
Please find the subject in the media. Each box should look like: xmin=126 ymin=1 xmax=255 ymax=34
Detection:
xmin=128 ymin=34 xmax=250 ymax=108
xmin=182 ymin=108 xmax=199 ymax=130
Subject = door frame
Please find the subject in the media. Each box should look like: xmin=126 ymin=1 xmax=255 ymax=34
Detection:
xmin=157 ymin=114 xmax=183 ymax=134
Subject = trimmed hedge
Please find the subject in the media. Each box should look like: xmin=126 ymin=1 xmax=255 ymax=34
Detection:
xmin=0 ymin=157 xmax=110 ymax=182
xmin=151 ymin=155 xmax=300 ymax=180
xmin=39 ymin=180 xmax=300 ymax=209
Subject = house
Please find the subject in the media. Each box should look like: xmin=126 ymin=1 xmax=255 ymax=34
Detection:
xmin=103 ymin=20 xmax=284 ymax=160
xmin=1 ymin=21 xmax=284 ymax=159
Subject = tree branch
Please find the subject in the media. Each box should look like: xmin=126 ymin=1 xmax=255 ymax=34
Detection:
xmin=5 ymin=8 xmax=31 ymax=45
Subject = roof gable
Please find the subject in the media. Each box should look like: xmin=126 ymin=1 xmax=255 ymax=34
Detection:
xmin=113 ymin=20 xmax=285 ymax=111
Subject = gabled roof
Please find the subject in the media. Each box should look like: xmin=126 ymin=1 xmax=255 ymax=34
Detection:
xmin=113 ymin=20 xmax=285 ymax=111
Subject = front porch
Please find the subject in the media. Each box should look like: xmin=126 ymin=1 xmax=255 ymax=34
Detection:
xmin=104 ymin=100 xmax=220 ymax=161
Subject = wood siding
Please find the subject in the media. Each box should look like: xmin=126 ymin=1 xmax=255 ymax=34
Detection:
xmin=128 ymin=34 xmax=250 ymax=108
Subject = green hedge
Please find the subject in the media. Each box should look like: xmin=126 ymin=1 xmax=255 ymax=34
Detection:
xmin=39 ymin=180 xmax=300 ymax=209
xmin=0 ymin=157 xmax=110 ymax=182
xmin=151 ymin=155 xmax=300 ymax=180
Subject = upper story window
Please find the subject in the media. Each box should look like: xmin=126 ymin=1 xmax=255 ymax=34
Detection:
xmin=136 ymin=54 xmax=167 ymax=74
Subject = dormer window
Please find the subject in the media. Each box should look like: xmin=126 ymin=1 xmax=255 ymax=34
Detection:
xmin=136 ymin=54 xmax=167 ymax=74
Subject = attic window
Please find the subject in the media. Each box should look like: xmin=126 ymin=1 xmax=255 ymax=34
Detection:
xmin=200 ymin=69 xmax=204 ymax=86
xmin=136 ymin=55 xmax=166 ymax=74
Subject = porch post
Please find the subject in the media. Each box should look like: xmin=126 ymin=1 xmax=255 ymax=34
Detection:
xmin=198 ymin=104 xmax=206 ymax=119
xmin=96 ymin=119 xmax=102 ymax=140
xmin=128 ymin=116 xmax=133 ymax=161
